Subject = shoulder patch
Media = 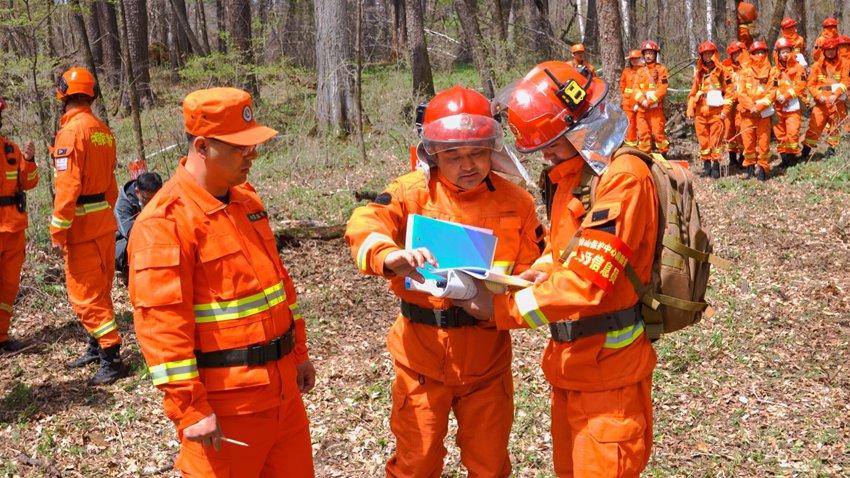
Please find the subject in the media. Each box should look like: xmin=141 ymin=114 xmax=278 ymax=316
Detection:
xmin=54 ymin=157 xmax=69 ymax=172
xmin=247 ymin=210 xmax=268 ymax=222
xmin=53 ymin=147 xmax=70 ymax=157
xmin=373 ymin=192 xmax=392 ymax=205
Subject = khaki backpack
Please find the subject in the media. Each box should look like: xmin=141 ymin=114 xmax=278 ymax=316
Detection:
xmin=547 ymin=147 xmax=731 ymax=340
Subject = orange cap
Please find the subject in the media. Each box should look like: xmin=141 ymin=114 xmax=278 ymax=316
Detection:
xmin=571 ymin=43 xmax=586 ymax=54
xmin=182 ymin=87 xmax=278 ymax=146
xmin=626 ymin=49 xmax=642 ymax=59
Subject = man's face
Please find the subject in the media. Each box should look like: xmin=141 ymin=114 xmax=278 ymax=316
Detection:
xmin=700 ymin=51 xmax=714 ymax=63
xmin=573 ymin=52 xmax=585 ymax=63
xmin=778 ymin=47 xmax=792 ymax=62
xmin=731 ymin=51 xmax=742 ymax=63
xmin=643 ymin=50 xmax=657 ymax=63
xmin=136 ymin=188 xmax=157 ymax=206
xmin=629 ymin=57 xmax=642 ymax=67
xmin=434 ymin=146 xmax=492 ymax=190
xmin=751 ymin=50 xmax=766 ymax=60
xmin=541 ymin=136 xmax=579 ymax=165
xmin=824 ymin=47 xmax=838 ymax=60
xmin=203 ymin=137 xmax=259 ymax=187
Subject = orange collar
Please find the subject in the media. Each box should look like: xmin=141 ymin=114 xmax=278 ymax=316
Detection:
xmin=59 ymin=105 xmax=93 ymax=126
xmin=547 ymin=156 xmax=585 ymax=183
xmin=175 ymin=156 xmax=249 ymax=215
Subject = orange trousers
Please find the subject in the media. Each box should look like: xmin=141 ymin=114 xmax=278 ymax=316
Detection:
xmin=805 ymin=103 xmax=842 ymax=148
xmin=551 ymin=377 xmax=653 ymax=478
xmin=773 ymin=110 xmax=802 ymax=154
xmin=62 ymin=232 xmax=120 ymax=348
xmin=741 ymin=115 xmax=772 ymax=172
xmin=725 ymin=108 xmax=743 ymax=153
xmin=636 ymin=107 xmax=669 ymax=153
xmin=176 ymin=394 xmax=314 ymax=477
xmin=386 ymin=361 xmax=513 ymax=478
xmin=624 ymin=108 xmax=638 ymax=147
xmin=0 ymin=230 xmax=26 ymax=342
xmin=694 ymin=111 xmax=725 ymax=161
xmin=838 ymin=99 xmax=848 ymax=133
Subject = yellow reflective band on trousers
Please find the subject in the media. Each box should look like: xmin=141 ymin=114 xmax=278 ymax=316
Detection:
xmin=91 ymin=318 xmax=117 ymax=338
xmin=194 ymin=281 xmax=287 ymax=323
xmin=5 ymin=171 xmax=18 ymax=180
xmin=75 ymin=201 xmax=111 ymax=216
xmin=603 ymin=320 xmax=645 ymax=349
xmin=0 ymin=302 xmax=11 ymax=314
xmin=148 ymin=358 xmax=199 ymax=386
xmin=515 ymin=287 xmax=549 ymax=328
xmin=289 ymin=302 xmax=303 ymax=321
xmin=51 ymin=215 xmax=73 ymax=229
xmin=356 ymin=232 xmax=395 ymax=272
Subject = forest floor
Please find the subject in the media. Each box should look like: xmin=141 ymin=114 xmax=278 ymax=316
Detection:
xmin=1 ymin=66 xmax=849 ymax=477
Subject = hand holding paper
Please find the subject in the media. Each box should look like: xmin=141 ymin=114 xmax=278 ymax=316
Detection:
xmin=385 ymin=248 xmax=438 ymax=283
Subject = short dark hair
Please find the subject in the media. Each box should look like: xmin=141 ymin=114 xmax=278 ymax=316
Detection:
xmin=187 ymin=133 xmax=196 ymax=143
xmin=136 ymin=172 xmax=163 ymax=193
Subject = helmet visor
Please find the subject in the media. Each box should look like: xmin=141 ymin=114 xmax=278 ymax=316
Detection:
xmin=564 ymin=96 xmax=628 ymax=175
xmin=421 ymin=114 xmax=503 ymax=155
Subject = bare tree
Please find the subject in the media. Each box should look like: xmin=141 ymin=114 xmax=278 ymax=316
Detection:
xmin=585 ymin=0 xmax=598 ymax=54
xmin=125 ymin=0 xmax=156 ymax=106
xmin=766 ymin=0 xmax=789 ymax=47
xmin=524 ymin=0 xmax=555 ymax=60
xmin=684 ymin=0 xmax=695 ymax=57
xmin=171 ymin=0 xmax=209 ymax=55
xmin=314 ymin=0 xmax=359 ymax=135
xmin=595 ymin=0 xmax=624 ymax=103
xmin=706 ymin=0 xmax=714 ymax=41
xmin=96 ymin=0 xmax=122 ymax=87
xmin=577 ymin=0 xmax=586 ymax=40
xmin=117 ymin=0 xmax=145 ymax=163
xmin=390 ymin=0 xmax=407 ymax=61
xmin=196 ymin=0 xmax=212 ymax=54
xmin=69 ymin=0 xmax=110 ymax=122
xmin=841 ymin=0 xmax=850 ymax=35
xmin=85 ymin=1 xmax=104 ymax=66
xmin=405 ymin=0 xmax=434 ymax=97
xmin=453 ymin=0 xmax=496 ymax=97
xmin=619 ymin=0 xmax=631 ymax=51
xmin=216 ymin=0 xmax=227 ymax=53
xmin=229 ymin=0 xmax=259 ymax=95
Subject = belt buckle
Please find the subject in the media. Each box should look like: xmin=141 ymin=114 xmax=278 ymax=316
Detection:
xmin=246 ymin=343 xmax=267 ymax=366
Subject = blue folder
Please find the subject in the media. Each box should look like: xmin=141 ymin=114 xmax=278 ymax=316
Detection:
xmin=404 ymin=214 xmax=497 ymax=279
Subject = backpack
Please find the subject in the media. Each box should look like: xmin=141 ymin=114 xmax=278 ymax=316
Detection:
xmin=548 ymin=147 xmax=731 ymax=340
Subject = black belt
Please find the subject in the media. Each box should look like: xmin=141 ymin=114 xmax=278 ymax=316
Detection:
xmin=401 ymin=300 xmax=478 ymax=328
xmin=0 ymin=195 xmax=15 ymax=206
xmin=549 ymin=305 xmax=642 ymax=342
xmin=77 ymin=192 xmax=106 ymax=205
xmin=195 ymin=327 xmax=295 ymax=368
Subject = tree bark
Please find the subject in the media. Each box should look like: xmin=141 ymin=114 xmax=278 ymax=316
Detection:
xmin=405 ymin=0 xmax=434 ymax=97
xmin=228 ymin=0 xmax=259 ymax=95
xmin=766 ymin=0 xmax=789 ymax=48
xmin=69 ymin=0 xmax=110 ymax=123
xmin=705 ymin=0 xmax=714 ymax=42
xmin=197 ymin=0 xmax=212 ymax=54
xmin=168 ymin=16 xmax=182 ymax=81
xmin=171 ymin=0 xmax=209 ymax=54
xmin=524 ymin=0 xmax=554 ymax=60
xmin=124 ymin=0 xmax=155 ymax=106
xmin=840 ymin=0 xmax=850 ymax=36
xmin=390 ymin=0 xmax=406 ymax=61
xmin=577 ymin=0 xmax=585 ymax=41
xmin=684 ymin=0 xmax=695 ymax=57
xmin=595 ymin=0 xmax=624 ymax=103
xmin=171 ymin=0 xmax=193 ymax=55
xmin=619 ymin=0 xmax=631 ymax=52
xmin=96 ymin=0 xmax=122 ymax=87
xmin=216 ymin=0 xmax=227 ymax=52
xmin=86 ymin=1 xmax=104 ymax=66
xmin=314 ymin=0 xmax=359 ymax=135
xmin=585 ymin=0 xmax=598 ymax=54
xmin=452 ymin=0 xmax=495 ymax=97
xmin=117 ymin=0 xmax=146 ymax=162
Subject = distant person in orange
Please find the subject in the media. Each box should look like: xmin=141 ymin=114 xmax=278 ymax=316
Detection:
xmin=723 ymin=41 xmax=750 ymax=167
xmin=130 ymin=87 xmax=316 ymax=477
xmin=633 ymin=40 xmax=670 ymax=155
xmin=772 ymin=37 xmax=808 ymax=168
xmin=346 ymin=85 xmax=544 ymax=478
xmin=0 ymin=97 xmax=37 ymax=352
xmin=838 ymin=35 xmax=850 ymax=134
xmin=802 ymin=38 xmax=848 ymax=160
xmin=687 ymin=41 xmax=732 ymax=179
xmin=737 ymin=1 xmax=758 ymax=48
xmin=51 ymin=67 xmax=127 ymax=384
xmin=620 ymin=49 xmax=643 ymax=147
xmin=568 ymin=43 xmax=596 ymax=77
xmin=736 ymin=41 xmax=775 ymax=180
xmin=813 ymin=17 xmax=840 ymax=62
xmin=780 ymin=18 xmax=806 ymax=58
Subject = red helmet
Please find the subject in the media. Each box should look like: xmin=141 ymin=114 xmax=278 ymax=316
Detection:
xmin=503 ymin=61 xmax=606 ymax=153
xmin=570 ymin=43 xmax=586 ymax=54
xmin=419 ymin=85 xmax=501 ymax=155
xmin=823 ymin=17 xmax=838 ymax=28
xmin=641 ymin=40 xmax=660 ymax=52
xmin=726 ymin=41 xmax=745 ymax=55
xmin=774 ymin=37 xmax=794 ymax=51
xmin=56 ymin=67 xmax=98 ymax=100
xmin=822 ymin=37 xmax=840 ymax=50
xmin=780 ymin=17 xmax=797 ymax=29
xmin=698 ymin=41 xmax=717 ymax=55
xmin=749 ymin=40 xmax=768 ymax=53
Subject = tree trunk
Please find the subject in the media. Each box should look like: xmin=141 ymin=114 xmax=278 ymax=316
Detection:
xmin=841 ymin=0 xmax=850 ymax=36
xmin=619 ymin=0 xmax=631 ymax=53
xmin=705 ymin=0 xmax=714 ymax=42
xmin=452 ymin=0 xmax=495 ymax=97
xmin=229 ymin=0 xmax=259 ymax=95
xmin=524 ymin=0 xmax=554 ymax=60
xmin=216 ymin=0 xmax=227 ymax=52
xmin=766 ymin=0 xmax=789 ymax=48
xmin=314 ymin=0 xmax=358 ymax=135
xmin=595 ymin=0 xmax=624 ymax=103
xmin=490 ymin=0 xmax=507 ymax=42
xmin=197 ymin=0 xmax=212 ymax=54
xmin=117 ymin=0 xmax=146 ymax=163
xmin=577 ymin=0 xmax=585 ymax=41
xmin=171 ymin=0 xmax=193 ymax=55
xmin=549 ymin=0 xmax=570 ymax=56
xmin=585 ymin=0 xmax=598 ymax=54
xmin=124 ymin=0 xmax=155 ymax=106
xmin=390 ymin=0 xmax=406 ymax=61
xmin=684 ymin=0 xmax=695 ymax=57
xmin=86 ymin=1 xmax=104 ymax=66
xmin=168 ymin=17 xmax=182 ymax=81
xmin=69 ymin=0 xmax=110 ymax=123
xmin=171 ymin=0 xmax=209 ymax=54
xmin=97 ymin=0 xmax=122 ymax=87
xmin=405 ymin=0 xmax=434 ymax=97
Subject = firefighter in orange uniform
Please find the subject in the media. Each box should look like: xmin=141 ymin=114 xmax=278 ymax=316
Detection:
xmin=772 ymin=37 xmax=808 ymax=168
xmin=461 ymin=61 xmax=657 ymax=477
xmin=801 ymin=38 xmax=848 ymax=160
xmin=737 ymin=1 xmax=758 ymax=48
xmin=346 ymin=85 xmax=544 ymax=477
xmin=723 ymin=41 xmax=749 ymax=167
xmin=780 ymin=18 xmax=806 ymax=56
xmin=620 ymin=49 xmax=643 ymax=147
xmin=812 ymin=18 xmax=840 ymax=63
xmin=51 ymin=67 xmax=127 ymax=384
xmin=569 ymin=43 xmax=596 ymax=77
xmin=129 ymin=88 xmax=315 ymax=477
xmin=633 ymin=40 xmax=670 ymax=155
xmin=0 ymin=98 xmax=37 ymax=352
xmin=838 ymin=35 xmax=850 ymax=135
xmin=736 ymin=41 xmax=775 ymax=180
xmin=687 ymin=41 xmax=732 ymax=179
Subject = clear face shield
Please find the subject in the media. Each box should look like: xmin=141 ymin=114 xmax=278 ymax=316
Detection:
xmin=563 ymin=96 xmax=629 ymax=175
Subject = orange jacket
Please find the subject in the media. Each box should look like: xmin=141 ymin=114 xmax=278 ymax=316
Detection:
xmin=49 ymin=106 xmax=118 ymax=245
xmin=620 ymin=65 xmax=640 ymax=110
xmin=0 ymin=137 xmax=38 ymax=233
xmin=722 ymin=56 xmax=749 ymax=106
xmin=130 ymin=159 xmax=309 ymax=431
xmin=813 ymin=28 xmax=839 ymax=62
xmin=568 ymin=59 xmax=596 ymax=77
xmin=771 ymin=55 xmax=808 ymax=110
xmin=345 ymin=169 xmax=544 ymax=386
xmin=808 ymin=56 xmax=849 ymax=103
xmin=632 ymin=62 xmax=669 ymax=110
xmin=687 ymin=55 xmax=733 ymax=117
xmin=492 ymin=154 xmax=658 ymax=392
xmin=736 ymin=57 xmax=776 ymax=116
xmin=781 ymin=29 xmax=806 ymax=54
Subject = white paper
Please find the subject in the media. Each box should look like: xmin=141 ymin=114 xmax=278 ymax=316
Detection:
xmin=796 ymin=53 xmax=807 ymax=67
xmin=831 ymin=83 xmax=843 ymax=93
xmin=706 ymin=90 xmax=724 ymax=107
xmin=405 ymin=270 xmax=478 ymax=300
xmin=760 ymin=106 xmax=775 ymax=118
xmin=782 ymin=97 xmax=801 ymax=112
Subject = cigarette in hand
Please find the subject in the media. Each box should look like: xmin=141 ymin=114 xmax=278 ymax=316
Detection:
xmin=221 ymin=436 xmax=249 ymax=447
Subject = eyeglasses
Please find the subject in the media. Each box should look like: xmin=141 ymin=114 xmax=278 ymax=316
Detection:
xmin=206 ymin=137 xmax=257 ymax=155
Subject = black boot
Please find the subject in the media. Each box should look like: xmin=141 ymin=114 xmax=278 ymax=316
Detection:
xmin=746 ymin=165 xmax=755 ymax=178
xmin=728 ymin=151 xmax=738 ymax=166
xmin=824 ymin=147 xmax=835 ymax=158
xmin=755 ymin=167 xmax=767 ymax=181
xmin=702 ymin=160 xmax=712 ymax=177
xmin=711 ymin=161 xmax=721 ymax=179
xmin=89 ymin=344 xmax=128 ymax=386
xmin=67 ymin=336 xmax=101 ymax=368
xmin=0 ymin=339 xmax=28 ymax=353
xmin=779 ymin=153 xmax=794 ymax=168
xmin=799 ymin=145 xmax=812 ymax=162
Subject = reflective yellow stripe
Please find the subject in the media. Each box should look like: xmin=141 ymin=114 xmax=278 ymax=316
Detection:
xmin=148 ymin=358 xmax=199 ymax=386
xmin=0 ymin=302 xmax=12 ymax=313
xmin=492 ymin=261 xmax=515 ymax=274
xmin=603 ymin=321 xmax=645 ymax=348
xmin=356 ymin=232 xmax=396 ymax=272
xmin=91 ymin=319 xmax=117 ymax=338
xmin=289 ymin=302 xmax=303 ymax=321
xmin=194 ymin=281 xmax=287 ymax=323
xmin=5 ymin=171 xmax=17 ymax=180
xmin=26 ymin=170 xmax=38 ymax=181
xmin=50 ymin=215 xmax=72 ymax=229
xmin=75 ymin=201 xmax=111 ymax=216
xmin=515 ymin=287 xmax=548 ymax=328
